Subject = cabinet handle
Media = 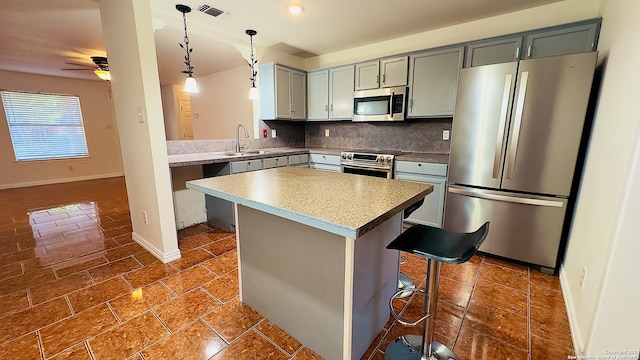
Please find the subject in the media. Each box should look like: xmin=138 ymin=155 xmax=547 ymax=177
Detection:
xmin=527 ymin=45 xmax=532 ymax=58
xmin=515 ymin=47 xmax=520 ymax=60
xmin=382 ymin=74 xmax=386 ymax=84
xmin=376 ymin=74 xmax=379 ymax=85
xmin=325 ymin=104 xmax=328 ymax=112
xmin=330 ymin=104 xmax=333 ymax=112
xmin=409 ymin=99 xmax=413 ymax=109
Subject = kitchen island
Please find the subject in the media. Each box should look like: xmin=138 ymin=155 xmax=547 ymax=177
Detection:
xmin=186 ymin=167 xmax=432 ymax=360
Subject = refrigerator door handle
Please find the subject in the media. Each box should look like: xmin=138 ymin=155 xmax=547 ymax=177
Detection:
xmin=493 ymin=73 xmax=513 ymax=179
xmin=448 ymin=186 xmax=564 ymax=207
xmin=506 ymin=71 xmax=529 ymax=179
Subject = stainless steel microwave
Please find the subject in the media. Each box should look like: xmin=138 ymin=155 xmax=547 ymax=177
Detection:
xmin=353 ymin=86 xmax=407 ymax=122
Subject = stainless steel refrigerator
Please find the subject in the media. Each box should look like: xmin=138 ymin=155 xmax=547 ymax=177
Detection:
xmin=444 ymin=52 xmax=597 ymax=274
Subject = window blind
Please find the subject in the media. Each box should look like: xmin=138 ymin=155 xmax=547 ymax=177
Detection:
xmin=1 ymin=90 xmax=89 ymax=161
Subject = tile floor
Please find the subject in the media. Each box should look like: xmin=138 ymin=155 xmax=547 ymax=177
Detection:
xmin=0 ymin=177 xmax=575 ymax=359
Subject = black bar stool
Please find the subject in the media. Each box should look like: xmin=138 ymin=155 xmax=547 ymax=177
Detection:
xmin=385 ymin=222 xmax=490 ymax=360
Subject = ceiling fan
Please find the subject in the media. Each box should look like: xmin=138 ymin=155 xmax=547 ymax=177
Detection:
xmin=63 ymin=56 xmax=110 ymax=81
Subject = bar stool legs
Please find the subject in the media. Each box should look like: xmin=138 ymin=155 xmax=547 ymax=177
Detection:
xmin=385 ymin=259 xmax=459 ymax=360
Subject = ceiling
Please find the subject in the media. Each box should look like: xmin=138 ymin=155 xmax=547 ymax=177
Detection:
xmin=0 ymin=0 xmax=565 ymax=87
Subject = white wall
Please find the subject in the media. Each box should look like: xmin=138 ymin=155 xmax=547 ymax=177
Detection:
xmin=306 ymin=0 xmax=601 ymax=69
xmin=99 ymin=0 xmax=179 ymax=263
xmin=0 ymin=70 xmax=124 ymax=189
xmin=561 ymin=0 xmax=640 ymax=355
xmin=189 ymin=66 xmax=255 ymax=140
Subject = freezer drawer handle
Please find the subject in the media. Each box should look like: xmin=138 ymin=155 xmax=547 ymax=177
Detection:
xmin=448 ymin=186 xmax=564 ymax=207
xmin=506 ymin=71 xmax=529 ymax=179
xmin=494 ymin=73 xmax=512 ymax=179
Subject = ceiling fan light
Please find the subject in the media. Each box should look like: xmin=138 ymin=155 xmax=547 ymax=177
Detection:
xmin=248 ymin=86 xmax=260 ymax=100
xmin=184 ymin=76 xmax=199 ymax=93
xmin=94 ymin=69 xmax=111 ymax=81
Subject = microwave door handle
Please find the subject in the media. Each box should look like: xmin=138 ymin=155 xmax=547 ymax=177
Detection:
xmin=389 ymin=92 xmax=394 ymax=116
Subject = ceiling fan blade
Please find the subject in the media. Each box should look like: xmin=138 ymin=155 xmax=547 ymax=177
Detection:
xmin=61 ymin=68 xmax=94 ymax=71
xmin=65 ymin=62 xmax=95 ymax=68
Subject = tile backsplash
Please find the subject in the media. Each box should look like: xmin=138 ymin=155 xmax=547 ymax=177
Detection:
xmin=167 ymin=119 xmax=451 ymax=155
xmin=305 ymin=119 xmax=452 ymax=153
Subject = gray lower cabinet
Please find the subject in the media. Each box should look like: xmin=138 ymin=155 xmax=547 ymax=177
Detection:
xmin=407 ymin=47 xmax=463 ymax=118
xmin=288 ymin=154 xmax=309 ymax=167
xmin=394 ymin=161 xmax=448 ymax=228
xmin=263 ymin=156 xmax=288 ymax=169
xmin=309 ymin=153 xmax=341 ymax=172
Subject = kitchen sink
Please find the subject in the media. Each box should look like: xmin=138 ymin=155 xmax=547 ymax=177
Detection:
xmin=224 ymin=150 xmax=268 ymax=156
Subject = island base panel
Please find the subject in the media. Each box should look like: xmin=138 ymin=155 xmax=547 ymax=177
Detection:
xmin=236 ymin=205 xmax=401 ymax=360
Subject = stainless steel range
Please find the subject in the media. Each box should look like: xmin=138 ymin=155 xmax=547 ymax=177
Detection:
xmin=340 ymin=150 xmax=403 ymax=179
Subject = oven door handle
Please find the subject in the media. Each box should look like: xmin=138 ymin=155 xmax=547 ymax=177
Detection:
xmin=341 ymin=163 xmax=391 ymax=171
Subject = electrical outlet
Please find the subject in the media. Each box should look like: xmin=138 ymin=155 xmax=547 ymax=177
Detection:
xmin=142 ymin=211 xmax=149 ymax=225
xmin=580 ymin=266 xmax=587 ymax=289
xmin=443 ymin=130 xmax=450 ymax=140
xmin=137 ymin=107 xmax=144 ymax=123
xmin=325 ymin=129 xmax=330 ymax=137
xmin=271 ymin=129 xmax=277 ymax=138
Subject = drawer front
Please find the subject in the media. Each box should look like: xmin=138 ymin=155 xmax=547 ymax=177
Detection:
xmin=309 ymin=153 xmax=341 ymax=166
xmin=263 ymin=156 xmax=288 ymax=169
xmin=230 ymin=160 xmax=262 ymax=173
xmin=395 ymin=161 xmax=448 ymax=177
xmin=288 ymin=154 xmax=309 ymax=165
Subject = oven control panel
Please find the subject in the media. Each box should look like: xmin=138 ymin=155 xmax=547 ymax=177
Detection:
xmin=340 ymin=152 xmax=395 ymax=164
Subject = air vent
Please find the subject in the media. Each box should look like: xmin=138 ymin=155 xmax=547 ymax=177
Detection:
xmin=197 ymin=4 xmax=225 ymax=17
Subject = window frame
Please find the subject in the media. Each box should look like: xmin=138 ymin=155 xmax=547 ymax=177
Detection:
xmin=1 ymin=90 xmax=90 ymax=162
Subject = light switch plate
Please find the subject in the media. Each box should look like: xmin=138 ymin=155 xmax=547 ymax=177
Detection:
xmin=325 ymin=129 xmax=330 ymax=137
xmin=443 ymin=130 xmax=450 ymax=140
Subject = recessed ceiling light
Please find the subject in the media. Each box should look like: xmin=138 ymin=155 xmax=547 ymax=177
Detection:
xmin=288 ymin=4 xmax=303 ymax=15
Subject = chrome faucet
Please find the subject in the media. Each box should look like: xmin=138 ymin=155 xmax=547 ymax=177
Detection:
xmin=235 ymin=124 xmax=249 ymax=153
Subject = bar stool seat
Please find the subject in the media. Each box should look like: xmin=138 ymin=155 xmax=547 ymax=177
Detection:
xmin=386 ymin=222 xmax=490 ymax=360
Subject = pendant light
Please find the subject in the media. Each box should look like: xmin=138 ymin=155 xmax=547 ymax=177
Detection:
xmin=246 ymin=29 xmax=259 ymax=100
xmin=176 ymin=4 xmax=199 ymax=93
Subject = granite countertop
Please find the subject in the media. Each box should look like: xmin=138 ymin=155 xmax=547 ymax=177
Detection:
xmin=168 ymin=147 xmax=448 ymax=167
xmin=396 ymin=152 xmax=449 ymax=164
xmin=186 ymin=167 xmax=433 ymax=239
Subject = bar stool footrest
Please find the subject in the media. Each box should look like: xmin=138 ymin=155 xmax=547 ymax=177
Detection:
xmin=385 ymin=335 xmax=460 ymax=360
xmin=389 ymin=288 xmax=429 ymax=327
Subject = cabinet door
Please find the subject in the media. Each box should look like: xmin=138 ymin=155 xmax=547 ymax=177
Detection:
xmin=263 ymin=156 xmax=288 ymax=169
xmin=395 ymin=172 xmax=446 ymax=228
xmin=275 ymin=66 xmax=292 ymax=119
xmin=307 ymin=70 xmax=329 ymax=120
xmin=290 ymin=70 xmax=307 ymax=120
xmin=329 ymin=65 xmax=355 ymax=120
xmin=407 ymin=47 xmax=463 ymax=118
xmin=524 ymin=23 xmax=599 ymax=59
xmin=465 ymin=36 xmax=523 ymax=67
xmin=231 ymin=160 xmax=263 ymax=173
xmin=381 ymin=56 xmax=408 ymax=87
xmin=354 ymin=61 xmax=380 ymax=90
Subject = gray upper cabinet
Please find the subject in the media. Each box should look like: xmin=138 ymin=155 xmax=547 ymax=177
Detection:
xmin=307 ymin=69 xmax=329 ymax=120
xmin=523 ymin=23 xmax=599 ymax=59
xmin=407 ymin=47 xmax=463 ymax=118
xmin=464 ymin=20 xmax=600 ymax=67
xmin=465 ymin=37 xmax=523 ymax=67
xmin=307 ymin=65 xmax=354 ymax=121
xmin=260 ymin=62 xmax=306 ymax=120
xmin=355 ymin=56 xmax=408 ymax=90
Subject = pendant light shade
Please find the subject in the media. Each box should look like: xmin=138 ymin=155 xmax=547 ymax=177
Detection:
xmin=176 ymin=4 xmax=198 ymax=93
xmin=246 ymin=29 xmax=259 ymax=100
xmin=184 ymin=76 xmax=199 ymax=93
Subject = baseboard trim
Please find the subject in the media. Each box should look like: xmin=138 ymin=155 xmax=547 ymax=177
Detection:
xmin=132 ymin=232 xmax=182 ymax=264
xmin=0 ymin=172 xmax=125 ymax=190
xmin=560 ymin=265 xmax=584 ymax=356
